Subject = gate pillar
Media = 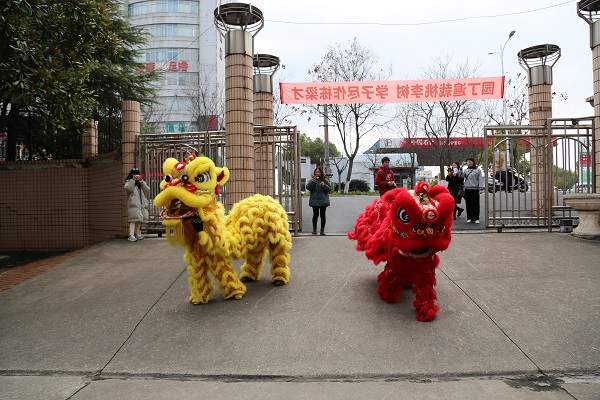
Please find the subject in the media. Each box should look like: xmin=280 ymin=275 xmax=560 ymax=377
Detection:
xmin=214 ymin=3 xmax=264 ymax=210
xmin=577 ymin=2 xmax=600 ymax=192
xmin=518 ymin=44 xmax=561 ymax=217
xmin=253 ymin=53 xmax=279 ymax=195
xmin=82 ymin=120 xmax=98 ymax=158
xmin=122 ymin=100 xmax=140 ymax=235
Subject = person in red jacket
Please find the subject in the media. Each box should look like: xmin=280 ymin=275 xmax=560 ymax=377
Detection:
xmin=375 ymin=156 xmax=396 ymax=197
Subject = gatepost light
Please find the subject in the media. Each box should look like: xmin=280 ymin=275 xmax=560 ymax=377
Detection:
xmin=489 ymin=30 xmax=516 ymax=168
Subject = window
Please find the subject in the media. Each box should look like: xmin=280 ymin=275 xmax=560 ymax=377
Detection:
xmin=128 ymin=0 xmax=199 ymax=17
xmin=145 ymin=24 xmax=199 ymax=38
xmin=155 ymin=96 xmax=193 ymax=112
xmin=162 ymin=72 xmax=199 ymax=86
xmin=141 ymin=48 xmax=199 ymax=63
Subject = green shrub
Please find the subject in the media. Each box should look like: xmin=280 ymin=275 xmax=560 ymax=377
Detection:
xmin=349 ymin=179 xmax=369 ymax=192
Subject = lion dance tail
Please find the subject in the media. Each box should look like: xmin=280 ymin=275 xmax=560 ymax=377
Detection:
xmin=227 ymin=194 xmax=292 ymax=285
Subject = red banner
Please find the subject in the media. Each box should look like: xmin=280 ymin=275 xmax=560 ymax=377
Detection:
xmin=280 ymin=77 xmax=504 ymax=104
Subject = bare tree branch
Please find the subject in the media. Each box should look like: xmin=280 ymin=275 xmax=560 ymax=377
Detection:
xmin=307 ymin=38 xmax=391 ymax=192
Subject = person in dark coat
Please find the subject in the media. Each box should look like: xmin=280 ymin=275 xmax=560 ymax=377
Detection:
xmin=305 ymin=167 xmax=331 ymax=235
xmin=445 ymin=161 xmax=464 ymax=220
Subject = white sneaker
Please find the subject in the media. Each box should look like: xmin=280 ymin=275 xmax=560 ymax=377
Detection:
xmin=128 ymin=235 xmax=137 ymax=242
xmin=466 ymin=219 xmax=472 ymax=223
xmin=135 ymin=234 xmax=144 ymax=240
xmin=474 ymin=220 xmax=480 ymax=224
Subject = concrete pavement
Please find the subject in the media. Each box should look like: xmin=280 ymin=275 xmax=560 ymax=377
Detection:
xmin=1 ymin=195 xmax=599 ymax=399
xmin=301 ymin=194 xmax=490 ymax=235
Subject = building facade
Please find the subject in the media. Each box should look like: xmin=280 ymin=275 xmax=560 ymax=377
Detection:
xmin=123 ymin=0 xmax=231 ymax=133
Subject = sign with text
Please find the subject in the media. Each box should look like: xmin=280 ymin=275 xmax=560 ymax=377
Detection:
xmin=280 ymin=77 xmax=504 ymax=104
xmin=376 ymin=137 xmax=488 ymax=149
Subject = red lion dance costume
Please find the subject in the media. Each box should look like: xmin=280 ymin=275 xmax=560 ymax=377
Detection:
xmin=348 ymin=181 xmax=455 ymax=322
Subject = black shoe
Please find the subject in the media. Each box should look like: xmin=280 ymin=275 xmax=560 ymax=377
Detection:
xmin=457 ymin=208 xmax=463 ymax=217
xmin=320 ymin=230 xmax=326 ymax=236
xmin=312 ymin=227 xmax=317 ymax=235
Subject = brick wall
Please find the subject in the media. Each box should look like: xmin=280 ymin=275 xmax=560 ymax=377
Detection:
xmin=0 ymin=153 xmax=125 ymax=251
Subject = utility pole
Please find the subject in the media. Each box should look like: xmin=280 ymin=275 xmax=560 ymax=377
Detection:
xmin=323 ymin=105 xmax=331 ymax=177
xmin=490 ymin=30 xmax=516 ymax=168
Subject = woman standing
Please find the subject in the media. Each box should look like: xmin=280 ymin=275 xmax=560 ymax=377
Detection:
xmin=461 ymin=158 xmax=485 ymax=224
xmin=305 ymin=167 xmax=331 ymax=235
xmin=124 ymin=167 xmax=150 ymax=242
xmin=445 ymin=161 xmax=464 ymax=220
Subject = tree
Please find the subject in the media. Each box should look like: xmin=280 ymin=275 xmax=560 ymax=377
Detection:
xmin=273 ymin=70 xmax=307 ymax=126
xmin=90 ymin=3 xmax=159 ymax=149
xmin=308 ymin=38 xmax=391 ymax=192
xmin=407 ymin=55 xmax=489 ymax=177
xmin=330 ymin=156 xmax=348 ymax=193
xmin=393 ymin=102 xmax=419 ymax=172
xmin=0 ymin=0 xmax=158 ymax=160
xmin=300 ymin=133 xmax=340 ymax=166
xmin=187 ymin=68 xmax=225 ymax=132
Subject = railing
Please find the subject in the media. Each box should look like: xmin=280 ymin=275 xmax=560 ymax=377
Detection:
xmin=138 ymin=126 xmax=301 ymax=235
xmin=483 ymin=117 xmax=595 ymax=231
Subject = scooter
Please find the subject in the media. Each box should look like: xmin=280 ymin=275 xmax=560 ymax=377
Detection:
xmin=492 ymin=167 xmax=529 ymax=193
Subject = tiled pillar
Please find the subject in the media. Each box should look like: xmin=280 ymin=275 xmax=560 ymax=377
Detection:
xmin=253 ymin=91 xmax=273 ymax=125
xmin=254 ymin=91 xmax=274 ymax=196
xmin=519 ymin=44 xmax=560 ymax=218
xmin=528 ymin=80 xmax=553 ymax=217
xmin=82 ymin=119 xmax=98 ymax=158
xmin=593 ymin=44 xmax=600 ymax=191
xmin=215 ymin=3 xmax=264 ymax=210
xmin=122 ymin=100 xmax=140 ymax=177
xmin=225 ymin=51 xmax=255 ymax=209
xmin=577 ymin=5 xmax=600 ymax=192
xmin=253 ymin=54 xmax=279 ymax=196
xmin=121 ymin=100 xmax=140 ymax=235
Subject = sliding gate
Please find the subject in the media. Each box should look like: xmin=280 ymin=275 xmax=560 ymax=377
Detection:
xmin=483 ymin=117 xmax=595 ymax=231
xmin=138 ymin=126 xmax=301 ymax=235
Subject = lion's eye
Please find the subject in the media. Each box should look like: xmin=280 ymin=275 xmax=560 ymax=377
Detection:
xmin=194 ymin=172 xmax=211 ymax=183
xmin=397 ymin=208 xmax=410 ymax=223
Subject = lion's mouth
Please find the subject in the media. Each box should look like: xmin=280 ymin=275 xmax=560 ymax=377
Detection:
xmin=160 ymin=198 xmax=196 ymax=220
xmin=398 ymin=248 xmax=436 ymax=259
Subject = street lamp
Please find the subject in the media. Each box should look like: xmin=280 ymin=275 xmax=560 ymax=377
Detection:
xmin=489 ymin=30 xmax=516 ymax=168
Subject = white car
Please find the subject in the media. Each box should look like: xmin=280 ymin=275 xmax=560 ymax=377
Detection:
xmin=567 ymin=183 xmax=592 ymax=193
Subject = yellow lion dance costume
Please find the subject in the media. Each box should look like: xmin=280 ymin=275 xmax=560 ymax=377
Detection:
xmin=154 ymin=154 xmax=292 ymax=304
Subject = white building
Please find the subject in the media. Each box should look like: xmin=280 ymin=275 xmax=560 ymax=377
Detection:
xmin=123 ymin=0 xmax=230 ymax=133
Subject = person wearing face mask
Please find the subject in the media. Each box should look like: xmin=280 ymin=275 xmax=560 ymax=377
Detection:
xmin=445 ymin=161 xmax=464 ymax=220
xmin=124 ymin=167 xmax=150 ymax=242
xmin=461 ymin=158 xmax=485 ymax=224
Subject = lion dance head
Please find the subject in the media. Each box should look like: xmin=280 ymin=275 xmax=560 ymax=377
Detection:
xmin=154 ymin=154 xmax=228 ymax=226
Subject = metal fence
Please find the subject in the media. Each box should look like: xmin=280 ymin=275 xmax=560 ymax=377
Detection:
xmin=483 ymin=117 xmax=595 ymax=231
xmin=139 ymin=126 xmax=301 ymax=235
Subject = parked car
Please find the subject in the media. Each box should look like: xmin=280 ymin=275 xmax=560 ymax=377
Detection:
xmin=567 ymin=183 xmax=592 ymax=193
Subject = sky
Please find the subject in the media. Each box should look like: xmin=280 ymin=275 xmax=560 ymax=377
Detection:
xmin=244 ymin=0 xmax=594 ymax=152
